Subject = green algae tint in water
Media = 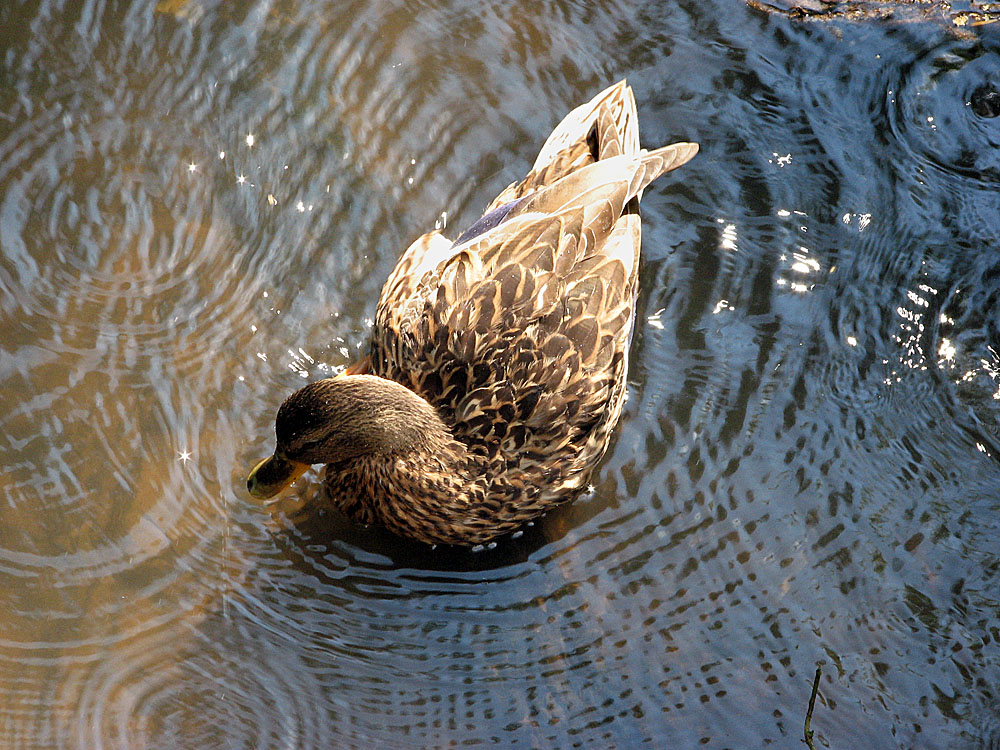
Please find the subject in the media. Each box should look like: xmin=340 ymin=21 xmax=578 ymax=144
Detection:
xmin=1 ymin=1 xmax=999 ymax=748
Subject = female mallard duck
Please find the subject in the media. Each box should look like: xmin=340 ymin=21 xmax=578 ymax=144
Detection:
xmin=248 ymin=81 xmax=698 ymax=546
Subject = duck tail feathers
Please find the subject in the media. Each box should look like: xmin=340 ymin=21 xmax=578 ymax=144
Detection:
xmin=631 ymin=142 xmax=699 ymax=198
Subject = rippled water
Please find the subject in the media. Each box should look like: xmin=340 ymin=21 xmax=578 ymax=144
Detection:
xmin=2 ymin=1 xmax=999 ymax=747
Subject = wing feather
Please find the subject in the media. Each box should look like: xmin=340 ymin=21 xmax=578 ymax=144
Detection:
xmin=368 ymin=81 xmax=697 ymax=520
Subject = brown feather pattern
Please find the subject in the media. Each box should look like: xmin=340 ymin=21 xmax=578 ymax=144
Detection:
xmin=264 ymin=81 xmax=697 ymax=545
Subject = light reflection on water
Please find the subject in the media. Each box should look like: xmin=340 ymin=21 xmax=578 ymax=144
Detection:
xmin=1 ymin=0 xmax=999 ymax=747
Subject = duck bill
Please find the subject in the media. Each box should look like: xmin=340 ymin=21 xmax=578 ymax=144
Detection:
xmin=247 ymin=454 xmax=310 ymax=499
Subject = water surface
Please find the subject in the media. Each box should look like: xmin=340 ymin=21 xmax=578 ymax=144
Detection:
xmin=2 ymin=1 xmax=999 ymax=747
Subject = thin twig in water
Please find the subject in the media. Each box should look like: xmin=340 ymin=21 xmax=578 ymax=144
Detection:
xmin=803 ymin=665 xmax=822 ymax=749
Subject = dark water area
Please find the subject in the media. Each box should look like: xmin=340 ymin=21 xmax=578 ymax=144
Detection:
xmin=2 ymin=0 xmax=1000 ymax=747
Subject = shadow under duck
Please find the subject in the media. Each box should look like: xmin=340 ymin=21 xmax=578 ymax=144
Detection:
xmin=247 ymin=81 xmax=698 ymax=546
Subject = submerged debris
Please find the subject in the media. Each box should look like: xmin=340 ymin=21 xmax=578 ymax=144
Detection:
xmin=746 ymin=0 xmax=1000 ymax=28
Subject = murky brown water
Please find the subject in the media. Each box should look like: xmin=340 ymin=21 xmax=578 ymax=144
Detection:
xmin=2 ymin=1 xmax=1000 ymax=747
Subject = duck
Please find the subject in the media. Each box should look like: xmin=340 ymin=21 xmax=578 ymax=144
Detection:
xmin=247 ymin=81 xmax=698 ymax=546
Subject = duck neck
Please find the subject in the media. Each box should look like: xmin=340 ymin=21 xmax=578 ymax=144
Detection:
xmin=324 ymin=435 xmax=489 ymax=545
xmin=298 ymin=374 xmax=497 ymax=544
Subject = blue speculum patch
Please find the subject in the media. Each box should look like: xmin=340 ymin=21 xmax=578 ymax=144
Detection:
xmin=452 ymin=197 xmax=526 ymax=247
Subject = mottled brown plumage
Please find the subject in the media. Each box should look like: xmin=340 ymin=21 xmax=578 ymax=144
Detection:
xmin=247 ymin=81 xmax=698 ymax=545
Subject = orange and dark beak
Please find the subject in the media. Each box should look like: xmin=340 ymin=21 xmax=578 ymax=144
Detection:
xmin=246 ymin=454 xmax=310 ymax=499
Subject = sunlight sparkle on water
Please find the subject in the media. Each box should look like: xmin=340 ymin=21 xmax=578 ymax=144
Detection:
xmin=718 ymin=220 xmax=738 ymax=251
xmin=939 ymin=338 xmax=956 ymax=362
xmin=791 ymin=254 xmax=821 ymax=274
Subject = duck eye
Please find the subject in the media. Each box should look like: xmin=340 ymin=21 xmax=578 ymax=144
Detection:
xmin=295 ymin=438 xmax=323 ymax=456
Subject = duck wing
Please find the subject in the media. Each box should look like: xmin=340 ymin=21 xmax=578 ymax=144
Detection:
xmin=372 ymin=139 xmax=697 ymax=497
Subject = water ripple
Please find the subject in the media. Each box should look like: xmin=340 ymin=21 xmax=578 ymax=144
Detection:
xmin=4 ymin=1 xmax=1000 ymax=748
xmin=889 ymin=38 xmax=1000 ymax=185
